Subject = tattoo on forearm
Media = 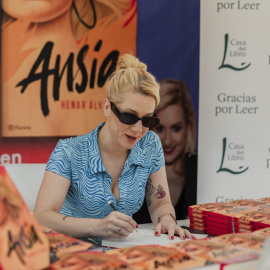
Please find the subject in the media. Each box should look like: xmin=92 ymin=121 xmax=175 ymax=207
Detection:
xmin=145 ymin=178 xmax=155 ymax=206
xmin=155 ymin=185 xmax=166 ymax=199
xmin=146 ymin=179 xmax=167 ymax=206
xmin=62 ymin=215 xmax=69 ymax=220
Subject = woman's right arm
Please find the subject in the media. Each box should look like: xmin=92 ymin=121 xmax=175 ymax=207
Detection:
xmin=33 ymin=170 xmax=137 ymax=239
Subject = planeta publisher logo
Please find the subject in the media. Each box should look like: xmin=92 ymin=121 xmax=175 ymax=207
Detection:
xmin=219 ymin=33 xmax=251 ymax=71
xmin=7 ymin=125 xmax=31 ymax=131
xmin=217 ymin=137 xmax=249 ymax=174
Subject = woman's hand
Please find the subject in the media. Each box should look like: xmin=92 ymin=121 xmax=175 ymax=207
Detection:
xmin=154 ymin=214 xmax=195 ymax=240
xmin=95 ymin=211 xmax=138 ymax=239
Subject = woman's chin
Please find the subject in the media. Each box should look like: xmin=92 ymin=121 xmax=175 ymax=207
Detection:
xmin=165 ymin=160 xmax=176 ymax=166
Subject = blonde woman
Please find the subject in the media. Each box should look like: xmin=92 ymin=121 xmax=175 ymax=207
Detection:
xmin=34 ymin=54 xmax=193 ymax=240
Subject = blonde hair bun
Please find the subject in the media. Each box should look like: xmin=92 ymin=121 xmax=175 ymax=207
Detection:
xmin=108 ymin=54 xmax=160 ymax=105
xmin=116 ymin=54 xmax=147 ymax=71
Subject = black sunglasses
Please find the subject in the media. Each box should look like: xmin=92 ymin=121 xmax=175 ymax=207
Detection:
xmin=110 ymin=101 xmax=160 ymax=128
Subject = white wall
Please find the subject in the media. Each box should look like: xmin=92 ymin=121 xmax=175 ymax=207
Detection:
xmin=5 ymin=164 xmax=46 ymax=211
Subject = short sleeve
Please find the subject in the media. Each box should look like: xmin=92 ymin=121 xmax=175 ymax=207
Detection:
xmin=46 ymin=140 xmax=72 ymax=180
xmin=148 ymin=132 xmax=165 ymax=175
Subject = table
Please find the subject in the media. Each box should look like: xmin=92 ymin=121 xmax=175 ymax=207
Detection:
xmin=139 ymin=219 xmax=190 ymax=230
xmin=82 ymin=219 xmax=209 ymax=252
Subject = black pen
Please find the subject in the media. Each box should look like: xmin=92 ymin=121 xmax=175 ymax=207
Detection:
xmin=107 ymin=201 xmax=138 ymax=232
xmin=107 ymin=200 xmax=118 ymax=211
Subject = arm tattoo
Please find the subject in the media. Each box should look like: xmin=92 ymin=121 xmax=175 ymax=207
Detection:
xmin=145 ymin=178 xmax=155 ymax=206
xmin=154 ymin=185 xmax=166 ymax=199
xmin=146 ymin=179 xmax=167 ymax=206
xmin=62 ymin=215 xmax=69 ymax=220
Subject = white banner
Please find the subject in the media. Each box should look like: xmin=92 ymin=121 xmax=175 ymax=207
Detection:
xmin=198 ymin=0 xmax=270 ymax=203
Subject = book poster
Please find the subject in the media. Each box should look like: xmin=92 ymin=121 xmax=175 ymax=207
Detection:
xmin=198 ymin=0 xmax=270 ymax=203
xmin=1 ymin=0 xmax=137 ymax=137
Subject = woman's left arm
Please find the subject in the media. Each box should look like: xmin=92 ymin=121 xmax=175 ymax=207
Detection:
xmin=146 ymin=166 xmax=193 ymax=240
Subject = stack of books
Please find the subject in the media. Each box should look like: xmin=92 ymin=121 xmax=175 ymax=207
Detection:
xmin=189 ymin=198 xmax=270 ymax=235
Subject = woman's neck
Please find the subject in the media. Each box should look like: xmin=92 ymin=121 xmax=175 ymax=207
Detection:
xmin=165 ymin=164 xmax=185 ymax=207
xmin=98 ymin=123 xmax=129 ymax=158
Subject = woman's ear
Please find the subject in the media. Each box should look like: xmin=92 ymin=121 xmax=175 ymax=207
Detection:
xmin=103 ymin=98 xmax=110 ymax=117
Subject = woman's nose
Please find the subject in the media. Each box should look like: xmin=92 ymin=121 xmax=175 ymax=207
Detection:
xmin=131 ymin=120 xmax=143 ymax=133
xmin=163 ymin=130 xmax=172 ymax=145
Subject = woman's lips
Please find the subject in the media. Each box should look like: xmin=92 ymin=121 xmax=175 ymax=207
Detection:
xmin=163 ymin=147 xmax=175 ymax=154
xmin=126 ymin=134 xmax=137 ymax=142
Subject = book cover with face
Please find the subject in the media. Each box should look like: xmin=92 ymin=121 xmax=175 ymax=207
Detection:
xmin=107 ymin=245 xmax=207 ymax=269
xmin=168 ymin=239 xmax=260 ymax=265
xmin=212 ymin=233 xmax=266 ymax=252
xmin=45 ymin=232 xmax=93 ymax=258
xmin=49 ymin=250 xmax=136 ymax=270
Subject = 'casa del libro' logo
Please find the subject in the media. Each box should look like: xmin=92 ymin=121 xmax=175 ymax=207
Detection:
xmin=219 ymin=33 xmax=251 ymax=71
xmin=217 ymin=137 xmax=249 ymax=174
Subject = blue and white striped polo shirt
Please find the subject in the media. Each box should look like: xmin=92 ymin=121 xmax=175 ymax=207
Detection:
xmin=46 ymin=122 xmax=165 ymax=219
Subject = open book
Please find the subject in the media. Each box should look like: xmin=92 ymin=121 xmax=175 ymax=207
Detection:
xmin=102 ymin=228 xmax=207 ymax=248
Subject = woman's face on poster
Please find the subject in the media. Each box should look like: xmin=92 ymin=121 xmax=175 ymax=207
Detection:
xmin=175 ymin=242 xmax=211 ymax=255
xmin=154 ymin=104 xmax=188 ymax=165
xmin=2 ymin=0 xmax=72 ymax=22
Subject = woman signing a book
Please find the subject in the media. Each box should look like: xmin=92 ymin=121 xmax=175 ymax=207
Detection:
xmin=34 ymin=54 xmax=193 ymax=241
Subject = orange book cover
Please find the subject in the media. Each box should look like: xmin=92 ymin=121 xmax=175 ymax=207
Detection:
xmin=188 ymin=202 xmax=230 ymax=214
xmin=252 ymin=226 xmax=270 ymax=237
xmin=237 ymin=210 xmax=270 ymax=227
xmin=46 ymin=232 xmax=93 ymax=258
xmin=168 ymin=239 xmax=260 ymax=266
xmin=226 ymin=199 xmax=270 ymax=212
xmin=168 ymin=240 xmax=229 ymax=262
xmin=226 ymin=199 xmax=269 ymax=208
xmin=212 ymin=232 xmax=266 ymax=252
xmin=0 ymin=166 xmax=50 ymax=270
xmin=1 ymin=1 xmax=137 ymax=137
xmin=189 ymin=203 xmax=243 ymax=219
xmin=258 ymin=197 xmax=270 ymax=203
xmin=49 ymin=250 xmax=136 ymax=270
xmin=107 ymin=245 xmax=207 ymax=270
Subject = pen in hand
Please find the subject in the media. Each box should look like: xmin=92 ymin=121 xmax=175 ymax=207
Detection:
xmin=107 ymin=201 xmax=138 ymax=233
xmin=108 ymin=200 xmax=118 ymax=211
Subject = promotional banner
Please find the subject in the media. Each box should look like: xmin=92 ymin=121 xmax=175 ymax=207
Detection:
xmin=198 ymin=0 xmax=270 ymax=203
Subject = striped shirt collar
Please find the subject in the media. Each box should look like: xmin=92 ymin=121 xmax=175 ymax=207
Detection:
xmin=88 ymin=122 xmax=144 ymax=175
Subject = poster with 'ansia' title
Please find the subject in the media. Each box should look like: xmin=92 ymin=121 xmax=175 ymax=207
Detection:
xmin=1 ymin=0 xmax=136 ymax=137
xmin=198 ymin=0 xmax=270 ymax=203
